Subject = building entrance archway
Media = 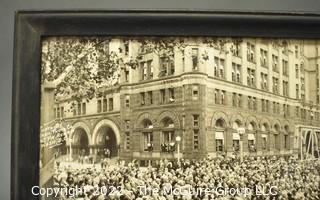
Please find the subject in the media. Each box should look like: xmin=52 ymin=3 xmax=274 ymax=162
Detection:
xmin=96 ymin=126 xmax=118 ymax=157
xmin=73 ymin=128 xmax=90 ymax=156
xmin=92 ymin=119 xmax=121 ymax=158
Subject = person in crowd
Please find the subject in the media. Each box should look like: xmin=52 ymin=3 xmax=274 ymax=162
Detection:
xmin=52 ymin=156 xmax=320 ymax=200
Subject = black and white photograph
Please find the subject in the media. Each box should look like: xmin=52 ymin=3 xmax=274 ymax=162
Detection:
xmin=38 ymin=36 xmax=320 ymax=200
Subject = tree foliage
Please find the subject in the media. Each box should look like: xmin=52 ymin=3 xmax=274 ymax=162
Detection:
xmin=42 ymin=37 xmax=261 ymax=103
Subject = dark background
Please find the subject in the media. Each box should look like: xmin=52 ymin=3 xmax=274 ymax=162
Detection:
xmin=1 ymin=0 xmax=320 ymax=200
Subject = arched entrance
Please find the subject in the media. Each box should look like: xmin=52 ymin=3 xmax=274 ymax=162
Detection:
xmin=96 ymin=126 xmax=118 ymax=157
xmin=73 ymin=128 xmax=90 ymax=156
xmin=92 ymin=119 xmax=121 ymax=158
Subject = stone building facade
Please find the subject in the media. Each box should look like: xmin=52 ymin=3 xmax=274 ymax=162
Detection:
xmin=50 ymin=38 xmax=320 ymax=164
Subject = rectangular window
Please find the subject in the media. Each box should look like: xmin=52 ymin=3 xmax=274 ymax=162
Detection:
xmin=140 ymin=92 xmax=145 ymax=105
xmin=54 ymin=108 xmax=57 ymax=118
xmin=252 ymin=97 xmax=257 ymax=110
xmin=57 ymin=107 xmax=60 ymax=118
xmin=236 ymin=64 xmax=241 ymax=83
xmin=125 ymin=132 xmax=130 ymax=150
xmin=282 ymin=60 xmax=289 ymax=76
xmin=109 ymin=98 xmax=113 ymax=111
xmin=163 ymin=131 xmax=175 ymax=144
xmin=296 ymin=84 xmax=299 ymax=99
xmin=248 ymin=139 xmax=255 ymax=151
xmin=232 ymin=63 xmax=242 ymax=83
xmin=215 ymin=89 xmax=219 ymax=104
xmin=125 ymin=95 xmax=130 ymax=108
xmin=125 ymin=120 xmax=130 ymax=130
xmin=260 ymin=73 xmax=268 ymax=90
xmin=147 ymin=60 xmax=153 ymax=79
xmin=284 ymin=135 xmax=289 ymax=149
xmin=216 ymin=139 xmax=223 ymax=152
xmin=125 ymin=69 xmax=129 ymax=82
xmin=219 ymin=59 xmax=225 ymax=79
xmin=148 ymin=91 xmax=153 ymax=105
xmin=169 ymin=88 xmax=175 ymax=102
xmin=193 ymin=115 xmax=199 ymax=127
xmin=141 ymin=62 xmax=147 ymax=80
xmin=295 ymin=45 xmax=299 ymax=58
xmin=214 ymin=57 xmax=219 ymax=77
xmin=143 ymin=132 xmax=153 ymax=151
xmin=247 ymin=42 xmax=255 ymax=62
xmin=247 ymin=68 xmax=256 ymax=87
xmin=272 ymin=55 xmax=279 ymax=72
xmin=231 ymin=42 xmax=241 ymax=57
xmin=162 ymin=131 xmax=175 ymax=152
xmin=73 ymin=106 xmax=76 ymax=116
xmin=272 ymin=77 xmax=279 ymax=94
xmin=60 ymin=107 xmax=64 ymax=118
xmin=160 ymin=89 xmax=165 ymax=104
xmin=283 ymin=81 xmax=289 ymax=97
xmin=78 ymin=103 xmax=81 ymax=115
xmin=301 ymin=77 xmax=305 ymax=91
xmin=295 ymin=64 xmax=299 ymax=78
xmin=261 ymin=99 xmax=265 ymax=112
xmin=213 ymin=57 xmax=225 ymax=78
xmin=260 ymin=49 xmax=268 ymax=67
xmin=295 ymin=106 xmax=300 ymax=117
xmin=232 ymin=93 xmax=237 ymax=107
xmin=262 ymin=137 xmax=267 ymax=150
xmin=221 ymin=90 xmax=226 ymax=105
xmin=237 ymin=94 xmax=242 ymax=107
xmin=192 ymin=86 xmax=199 ymax=100
xmin=103 ymin=98 xmax=108 ymax=112
xmin=160 ymin=57 xmax=168 ymax=76
xmin=168 ymin=61 xmax=175 ymax=76
xmin=124 ymin=42 xmax=129 ymax=55
xmin=192 ymin=48 xmax=199 ymax=70
xmin=233 ymin=140 xmax=240 ymax=151
xmin=248 ymin=96 xmax=252 ymax=110
xmin=193 ymin=129 xmax=199 ymax=150
xmin=266 ymin=100 xmax=269 ymax=112
xmin=301 ymin=63 xmax=304 ymax=73
xmin=82 ymin=103 xmax=86 ymax=115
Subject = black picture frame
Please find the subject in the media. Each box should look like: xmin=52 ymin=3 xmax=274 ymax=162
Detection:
xmin=11 ymin=10 xmax=320 ymax=200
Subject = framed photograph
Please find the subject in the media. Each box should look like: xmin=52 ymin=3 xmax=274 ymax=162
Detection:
xmin=12 ymin=10 xmax=320 ymax=200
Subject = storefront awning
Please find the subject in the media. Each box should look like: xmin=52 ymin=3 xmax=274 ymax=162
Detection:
xmin=248 ymin=133 xmax=255 ymax=141
xmin=233 ymin=132 xmax=240 ymax=140
xmin=215 ymin=131 xmax=224 ymax=140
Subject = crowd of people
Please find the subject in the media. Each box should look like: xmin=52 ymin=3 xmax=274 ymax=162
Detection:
xmin=50 ymin=156 xmax=320 ymax=200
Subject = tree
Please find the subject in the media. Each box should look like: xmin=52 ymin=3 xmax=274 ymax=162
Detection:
xmin=41 ymin=36 xmax=243 ymax=103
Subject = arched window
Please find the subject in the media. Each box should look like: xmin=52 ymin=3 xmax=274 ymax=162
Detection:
xmin=161 ymin=117 xmax=175 ymax=152
xmin=232 ymin=120 xmax=242 ymax=151
xmin=215 ymin=118 xmax=226 ymax=152
xmin=284 ymin=125 xmax=290 ymax=150
xmin=261 ymin=123 xmax=269 ymax=150
xmin=247 ymin=121 xmax=256 ymax=152
xmin=274 ymin=124 xmax=281 ymax=150
xmin=215 ymin=118 xmax=226 ymax=128
xmin=232 ymin=120 xmax=241 ymax=130
xmin=141 ymin=119 xmax=153 ymax=151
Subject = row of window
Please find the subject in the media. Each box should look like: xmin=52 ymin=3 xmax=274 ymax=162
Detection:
xmin=140 ymin=88 xmax=176 ymax=106
xmin=296 ymin=107 xmax=320 ymax=121
xmin=132 ymin=130 xmax=290 ymax=152
xmin=54 ymin=106 xmax=64 ymax=118
xmin=55 ymin=102 xmax=88 ymax=118
xmin=216 ymin=91 xmax=290 ymax=116
xmin=97 ymin=98 xmax=113 ymax=113
xmin=215 ymin=133 xmax=290 ymax=153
